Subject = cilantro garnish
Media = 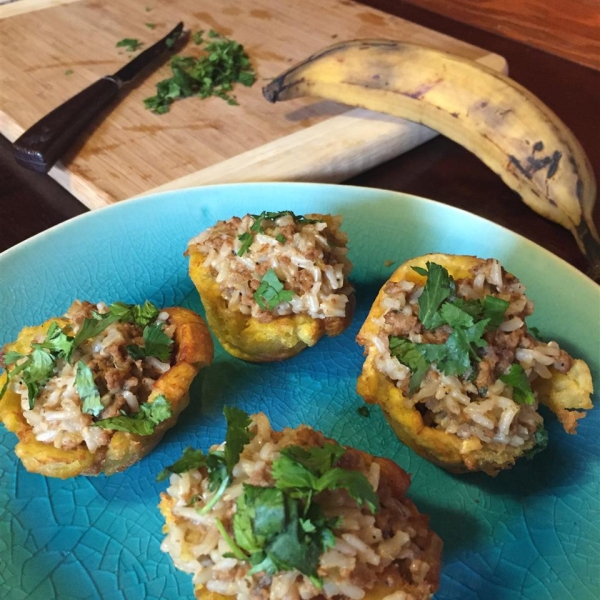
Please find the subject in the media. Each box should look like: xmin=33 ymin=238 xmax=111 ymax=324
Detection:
xmin=390 ymin=262 xmax=512 ymax=388
xmin=500 ymin=363 xmax=535 ymax=405
xmin=525 ymin=425 xmax=548 ymax=459
xmin=230 ymin=440 xmax=377 ymax=584
xmin=75 ymin=361 xmax=104 ymax=417
xmin=157 ymin=409 xmax=379 ymax=585
xmin=116 ymin=38 xmax=143 ymax=52
xmin=0 ymin=347 xmax=56 ymax=408
xmin=64 ymin=69 xmax=73 ymax=76
xmin=237 ymin=211 xmax=319 ymax=256
xmin=156 ymin=406 xmax=253 ymax=513
xmin=145 ymin=22 xmax=156 ymax=29
xmin=254 ymin=269 xmax=294 ymax=310
xmin=95 ymin=395 xmax=173 ymax=435
xmin=412 ymin=263 xmax=455 ymax=329
xmin=389 ymin=337 xmax=431 ymax=393
xmin=126 ymin=323 xmax=173 ymax=362
xmin=144 ymin=30 xmax=256 ymax=114
xmin=192 ymin=30 xmax=204 ymax=45
xmin=1 ymin=301 xmax=164 ymax=409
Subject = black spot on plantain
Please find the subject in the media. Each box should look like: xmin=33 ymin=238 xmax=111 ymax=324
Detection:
xmin=509 ymin=150 xmax=562 ymax=179
xmin=533 ymin=141 xmax=544 ymax=152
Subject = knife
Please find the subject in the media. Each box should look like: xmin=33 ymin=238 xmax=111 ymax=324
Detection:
xmin=13 ymin=22 xmax=184 ymax=174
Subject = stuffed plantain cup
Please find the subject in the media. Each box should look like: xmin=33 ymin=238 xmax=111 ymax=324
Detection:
xmin=186 ymin=211 xmax=354 ymax=362
xmin=357 ymin=254 xmax=593 ymax=476
xmin=158 ymin=409 xmax=442 ymax=600
xmin=0 ymin=300 xmax=213 ymax=478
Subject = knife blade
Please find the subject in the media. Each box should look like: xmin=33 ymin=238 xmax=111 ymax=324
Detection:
xmin=13 ymin=22 xmax=184 ymax=174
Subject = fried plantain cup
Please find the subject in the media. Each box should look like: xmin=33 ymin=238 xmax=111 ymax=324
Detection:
xmin=186 ymin=212 xmax=354 ymax=362
xmin=159 ymin=412 xmax=441 ymax=600
xmin=357 ymin=253 xmax=593 ymax=476
xmin=0 ymin=306 xmax=213 ymax=478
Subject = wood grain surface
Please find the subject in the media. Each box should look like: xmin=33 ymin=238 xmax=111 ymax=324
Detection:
xmin=0 ymin=0 xmax=503 ymax=209
xmin=403 ymin=0 xmax=600 ymax=71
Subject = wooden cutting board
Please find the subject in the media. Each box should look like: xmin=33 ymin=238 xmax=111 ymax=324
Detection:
xmin=0 ymin=0 xmax=507 ymax=209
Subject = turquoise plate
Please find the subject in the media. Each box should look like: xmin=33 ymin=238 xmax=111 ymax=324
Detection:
xmin=0 ymin=183 xmax=598 ymax=600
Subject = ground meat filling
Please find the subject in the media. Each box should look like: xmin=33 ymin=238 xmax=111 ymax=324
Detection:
xmin=369 ymin=259 xmax=575 ymax=449
xmin=160 ymin=414 xmax=437 ymax=600
xmin=8 ymin=300 xmax=175 ymax=453
xmin=186 ymin=213 xmax=353 ymax=322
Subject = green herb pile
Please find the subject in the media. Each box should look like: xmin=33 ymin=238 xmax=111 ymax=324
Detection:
xmin=237 ymin=211 xmax=320 ymax=257
xmin=0 ymin=301 xmax=174 ymax=435
xmin=144 ymin=29 xmax=256 ymax=114
xmin=116 ymin=38 xmax=144 ymax=52
xmin=390 ymin=262 xmax=534 ymax=404
xmin=159 ymin=408 xmax=379 ymax=586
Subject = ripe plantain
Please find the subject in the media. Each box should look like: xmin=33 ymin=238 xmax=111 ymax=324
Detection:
xmin=263 ymin=40 xmax=600 ymax=278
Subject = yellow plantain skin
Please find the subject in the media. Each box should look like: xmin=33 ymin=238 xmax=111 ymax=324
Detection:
xmin=263 ymin=40 xmax=599 ymax=272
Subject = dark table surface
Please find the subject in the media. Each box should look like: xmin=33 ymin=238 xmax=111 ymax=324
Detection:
xmin=2 ymin=0 xmax=599 ymax=277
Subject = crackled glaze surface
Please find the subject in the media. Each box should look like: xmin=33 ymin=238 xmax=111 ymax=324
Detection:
xmin=0 ymin=183 xmax=598 ymax=599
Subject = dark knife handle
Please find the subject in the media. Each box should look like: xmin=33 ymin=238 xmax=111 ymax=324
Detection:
xmin=13 ymin=77 xmax=121 ymax=173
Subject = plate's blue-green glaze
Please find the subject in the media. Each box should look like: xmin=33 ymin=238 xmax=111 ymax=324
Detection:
xmin=0 ymin=183 xmax=598 ymax=600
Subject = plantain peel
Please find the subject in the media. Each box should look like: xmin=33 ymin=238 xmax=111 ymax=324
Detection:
xmin=0 ymin=306 xmax=214 ymax=478
xmin=356 ymin=253 xmax=594 ymax=476
xmin=263 ymin=40 xmax=600 ymax=278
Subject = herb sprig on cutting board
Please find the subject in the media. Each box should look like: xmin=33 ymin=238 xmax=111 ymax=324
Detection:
xmin=144 ymin=28 xmax=256 ymax=114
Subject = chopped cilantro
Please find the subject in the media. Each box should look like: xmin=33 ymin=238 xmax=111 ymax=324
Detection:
xmin=156 ymin=447 xmax=207 ymax=481
xmin=525 ymin=425 xmax=548 ymax=459
xmin=482 ymin=296 xmax=510 ymax=330
xmin=64 ymin=69 xmax=74 ymax=75
xmin=237 ymin=231 xmax=254 ymax=256
xmin=33 ymin=322 xmax=73 ymax=358
xmin=126 ymin=323 xmax=173 ymax=362
xmin=389 ymin=337 xmax=431 ymax=393
xmin=500 ymin=363 xmax=535 ymax=405
xmin=156 ymin=406 xmax=253 ymax=512
xmin=192 ymin=30 xmax=204 ymax=45
xmin=75 ymin=361 xmax=104 ymax=417
xmin=237 ymin=211 xmax=318 ymax=257
xmin=144 ymin=30 xmax=256 ymax=114
xmin=254 ymin=269 xmax=294 ymax=310
xmin=70 ymin=312 xmax=120 ymax=360
xmin=95 ymin=394 xmax=172 ymax=435
xmin=412 ymin=262 xmax=455 ymax=329
xmin=229 ymin=438 xmax=377 ymax=584
xmin=145 ymin=22 xmax=156 ymax=29
xmin=116 ymin=38 xmax=143 ymax=52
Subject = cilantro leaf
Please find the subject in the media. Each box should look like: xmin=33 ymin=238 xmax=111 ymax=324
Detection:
xmin=482 ymin=296 xmax=510 ymax=330
xmin=500 ymin=363 xmax=535 ymax=405
xmin=525 ymin=425 xmax=548 ymax=459
xmin=144 ymin=31 xmax=255 ymax=114
xmin=223 ymin=406 xmax=253 ymax=474
xmin=3 ymin=351 xmax=23 ymax=366
xmin=254 ymin=269 xmax=294 ymax=310
xmin=439 ymin=302 xmax=474 ymax=329
xmin=278 ymin=443 xmax=346 ymax=478
xmin=237 ymin=231 xmax=253 ymax=256
xmin=95 ymin=394 xmax=172 ymax=435
xmin=127 ymin=323 xmax=173 ymax=362
xmin=272 ymin=453 xmax=319 ymax=490
xmin=316 ymin=468 xmax=379 ymax=512
xmin=116 ymin=38 xmax=143 ymax=52
xmin=75 ymin=361 xmax=104 ymax=417
xmin=33 ymin=322 xmax=73 ymax=358
xmin=389 ymin=337 xmax=431 ymax=393
xmin=413 ymin=262 xmax=455 ymax=329
xmin=70 ymin=313 xmax=120 ymax=360
xmin=156 ymin=446 xmax=207 ymax=482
